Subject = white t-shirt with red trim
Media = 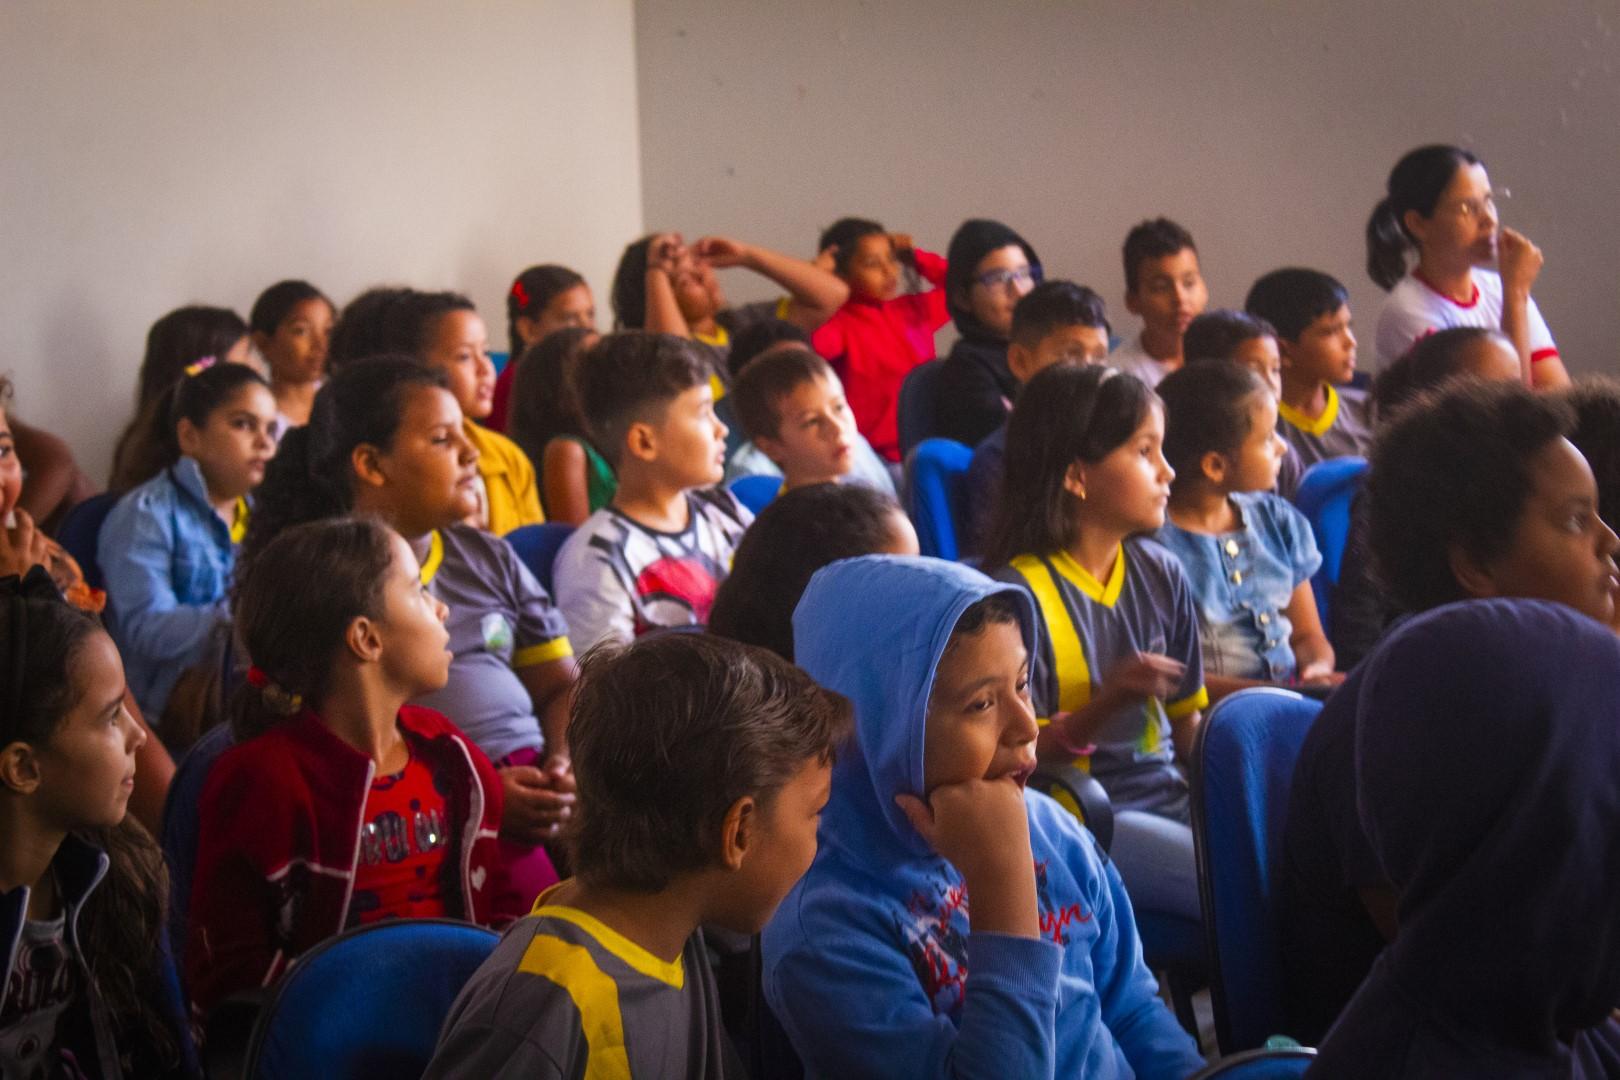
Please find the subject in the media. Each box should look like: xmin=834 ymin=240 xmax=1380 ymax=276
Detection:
xmin=1374 ymin=268 xmax=1557 ymax=369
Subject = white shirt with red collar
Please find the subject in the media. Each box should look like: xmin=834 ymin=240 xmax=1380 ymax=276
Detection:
xmin=1375 ymin=267 xmax=1558 ymax=369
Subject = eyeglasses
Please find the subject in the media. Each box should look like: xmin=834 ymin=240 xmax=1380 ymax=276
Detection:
xmin=973 ymin=265 xmax=1042 ymax=290
xmin=1440 ymin=191 xmax=1497 ymax=222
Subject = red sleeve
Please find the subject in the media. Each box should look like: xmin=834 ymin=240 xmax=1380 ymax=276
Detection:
xmin=1531 ymin=348 xmax=1560 ymax=364
xmin=910 ymin=248 xmax=948 ymax=287
xmin=488 ymin=363 xmax=517 ymax=433
xmin=811 ymin=311 xmax=847 ymax=362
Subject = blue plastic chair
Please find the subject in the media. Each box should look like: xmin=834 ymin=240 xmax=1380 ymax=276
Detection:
xmin=1189 ymin=1046 xmax=1317 ymax=1079
xmin=243 ymin=918 xmax=498 ymax=1079
xmin=1191 ymin=687 xmax=1323 ymax=1054
xmin=503 ymin=522 xmax=574 ymax=595
xmin=54 ymin=490 xmax=119 ymax=591
xmin=906 ymin=438 xmax=974 ymax=560
xmin=160 ymin=721 xmax=238 ymax=974
xmin=897 ymin=359 xmax=945 ymax=459
xmin=729 ymin=474 xmax=784 ymax=516
xmin=488 ymin=349 xmax=510 ymax=375
xmin=1291 ymin=456 xmax=1368 ymax=633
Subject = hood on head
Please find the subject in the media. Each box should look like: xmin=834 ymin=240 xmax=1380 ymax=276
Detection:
xmin=945 ymin=218 xmax=1042 ymax=341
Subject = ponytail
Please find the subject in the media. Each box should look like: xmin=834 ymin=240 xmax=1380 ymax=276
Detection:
xmin=109 ymin=361 xmax=267 ymax=493
xmin=1366 ymin=196 xmax=1411 ymax=291
xmin=1366 ymin=143 xmax=1483 ymax=291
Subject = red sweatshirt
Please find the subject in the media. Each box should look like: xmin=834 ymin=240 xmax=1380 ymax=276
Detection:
xmin=811 ymin=249 xmax=950 ymax=462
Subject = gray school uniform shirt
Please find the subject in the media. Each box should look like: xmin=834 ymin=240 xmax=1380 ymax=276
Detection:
xmin=1277 ymin=384 xmax=1374 ymax=468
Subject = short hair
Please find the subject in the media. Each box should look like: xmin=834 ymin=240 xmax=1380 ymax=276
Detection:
xmin=327 ymin=286 xmax=414 ymax=371
xmin=1565 ymin=376 xmax=1620 ymax=529
xmin=947 ymin=591 xmax=1023 ymax=644
xmin=1244 ymin=268 xmax=1349 ymax=342
xmin=249 ymin=280 xmax=332 ymax=337
xmin=1123 ymin=218 xmax=1197 ymax=294
xmin=1157 ymin=361 xmax=1269 ymax=486
xmin=1373 ymin=327 xmax=1507 ymax=417
xmin=566 ymin=632 xmax=852 ymax=891
xmin=1182 ymin=309 xmax=1277 ymax=363
xmin=729 ymin=347 xmax=834 ymax=443
xmin=726 ymin=318 xmax=811 ymax=380
xmin=1009 ymin=281 xmax=1110 ymax=349
xmin=817 ymin=217 xmax=887 ymax=276
xmin=1368 ymin=380 xmax=1575 ymax=613
xmin=578 ymin=332 xmax=710 ymax=466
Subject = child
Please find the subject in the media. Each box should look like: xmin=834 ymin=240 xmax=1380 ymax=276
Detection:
xmin=506 ymin=327 xmax=612 ymax=525
xmin=1245 ymin=268 xmax=1373 ymax=466
xmin=553 ymin=332 xmax=750 ymax=652
xmin=249 ymin=279 xmax=335 ymax=438
xmin=1368 ymin=143 xmax=1569 ymax=388
xmin=187 ymin=517 xmax=513 ymax=1015
xmin=0 ymin=571 xmax=192 ymax=1079
xmin=709 ymin=482 xmax=918 ymax=660
xmin=1181 ymin=308 xmax=1305 ymax=498
xmin=1152 ymin=362 xmax=1336 ymax=698
xmin=424 ymin=632 xmax=851 ymax=1079
xmin=490 ymin=264 xmax=595 ymax=432
xmin=1279 ymin=380 xmax=1619 ymax=1043
xmin=99 ymin=363 xmax=276 ymax=724
xmin=934 ymin=218 xmax=1043 ymax=447
xmin=981 ymin=364 xmax=1207 ymax=922
xmin=808 ymin=218 xmax=949 ymax=462
xmin=1566 ymin=376 xmax=1620 ymax=532
xmin=729 ymin=346 xmax=863 ymax=493
xmin=766 ymin=555 xmax=1203 ymax=1078
xmin=0 ymin=377 xmax=101 ymax=610
xmin=1106 ymin=218 xmax=1209 ymax=389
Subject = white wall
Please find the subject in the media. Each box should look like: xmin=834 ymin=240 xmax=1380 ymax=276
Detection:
xmin=635 ymin=0 xmax=1620 ymax=372
xmin=0 ymin=1 xmax=643 ymax=478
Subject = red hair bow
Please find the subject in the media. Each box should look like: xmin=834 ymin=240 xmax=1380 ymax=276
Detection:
xmin=511 ymin=280 xmax=532 ymax=310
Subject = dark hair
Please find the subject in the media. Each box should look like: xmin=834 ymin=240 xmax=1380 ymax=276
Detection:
xmin=1123 ymin=217 xmax=1197 ymax=294
xmin=506 ymin=264 xmax=587 ymax=357
xmin=110 ymin=362 xmax=269 ymax=492
xmin=1244 ymin=268 xmax=1350 ymax=342
xmin=726 ymin=318 xmax=811 ymax=380
xmin=230 ymin=517 xmax=396 ymax=739
xmin=1182 ymin=309 xmax=1277 ymax=363
xmin=944 ymin=219 xmax=1042 ymax=338
xmin=1373 ymin=327 xmax=1508 ymax=417
xmin=566 ymin=632 xmax=852 ymax=891
xmin=817 ymin=217 xmax=887 ymax=276
xmin=396 ymin=290 xmax=477 ymax=356
xmin=1367 ymin=144 xmax=1483 ymax=290
xmin=1010 ymin=280 xmax=1110 ymax=349
xmin=249 ymin=280 xmax=332 ymax=337
xmin=946 ymin=591 xmax=1024 ymax=647
xmin=982 ymin=365 xmax=1159 ymax=568
xmin=508 ymin=327 xmax=600 ymax=467
xmin=327 ymin=286 xmax=415 ymax=372
xmin=577 ymin=332 xmax=709 ymax=467
xmin=1565 ymin=376 xmax=1620 ymax=529
xmin=1157 ymin=361 xmax=1269 ymax=489
xmin=610 ymin=236 xmax=654 ymax=331
xmin=134 ymin=305 xmax=250 ymax=410
xmin=710 ymin=484 xmax=907 ymax=660
xmin=729 ymin=347 xmax=835 ymax=443
xmin=1368 ymin=380 xmax=1574 ymax=612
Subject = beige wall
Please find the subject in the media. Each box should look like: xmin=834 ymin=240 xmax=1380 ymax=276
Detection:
xmin=0 ymin=0 xmax=643 ymax=477
xmin=635 ymin=0 xmax=1620 ymax=373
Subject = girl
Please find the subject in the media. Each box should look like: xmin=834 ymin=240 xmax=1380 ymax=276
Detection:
xmin=187 ymin=517 xmax=514 ymax=1016
xmin=0 ymin=570 xmax=192 ymax=1079
xmin=99 ymin=363 xmax=276 ymax=726
xmin=1152 ymin=362 xmax=1337 ymax=699
xmin=982 ymin=363 xmax=1205 ymax=922
xmin=242 ymin=355 xmax=575 ymax=905
xmin=506 ymin=327 xmax=613 ymax=525
xmin=489 ymin=264 xmax=595 ymax=432
xmin=1367 ymin=143 xmax=1569 ymax=388
xmin=0 ymin=377 xmax=100 ymax=610
xmin=809 ymin=218 xmax=950 ymax=462
xmin=935 ymin=218 xmax=1043 ymax=448
xmin=249 ymin=279 xmax=335 ymax=438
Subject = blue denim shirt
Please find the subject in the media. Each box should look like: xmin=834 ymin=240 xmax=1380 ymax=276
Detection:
xmin=99 ymin=456 xmax=237 ymax=720
xmin=1153 ymin=491 xmax=1321 ymax=680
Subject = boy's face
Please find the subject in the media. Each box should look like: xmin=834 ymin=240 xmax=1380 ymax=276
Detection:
xmin=1282 ymin=303 xmax=1357 ymax=387
xmin=1232 ymin=334 xmax=1283 ymax=399
xmin=1008 ymin=323 xmax=1110 ymax=385
xmin=1125 ymin=248 xmax=1207 ymax=343
xmin=720 ymin=757 xmax=832 ymax=933
xmin=924 ymin=618 xmax=1039 ymax=791
xmin=755 ymin=374 xmax=856 ymax=486
xmin=1215 ymin=393 xmax=1287 ymax=493
xmin=844 ymin=234 xmax=901 ymax=303
xmin=643 ymin=382 xmax=728 ymax=489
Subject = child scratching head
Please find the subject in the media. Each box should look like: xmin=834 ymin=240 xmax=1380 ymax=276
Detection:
xmin=1158 ymin=361 xmax=1285 ymax=498
xmin=818 ymin=217 xmax=901 ymax=302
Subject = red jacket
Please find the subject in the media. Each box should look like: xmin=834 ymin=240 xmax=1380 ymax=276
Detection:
xmin=811 ymin=249 xmax=950 ymax=461
xmin=186 ymin=705 xmax=513 ymax=1016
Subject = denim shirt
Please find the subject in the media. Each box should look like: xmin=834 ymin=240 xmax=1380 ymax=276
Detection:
xmin=99 ymin=457 xmax=238 ymax=720
xmin=1153 ymin=491 xmax=1321 ymax=680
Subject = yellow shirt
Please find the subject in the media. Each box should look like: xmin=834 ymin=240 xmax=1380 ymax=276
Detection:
xmin=465 ymin=420 xmax=544 ymax=535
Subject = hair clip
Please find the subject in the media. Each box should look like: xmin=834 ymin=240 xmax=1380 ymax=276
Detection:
xmin=510 ymin=280 xmax=532 ymax=310
xmin=184 ymin=356 xmax=218 ymax=377
xmin=246 ymin=664 xmax=303 ymax=716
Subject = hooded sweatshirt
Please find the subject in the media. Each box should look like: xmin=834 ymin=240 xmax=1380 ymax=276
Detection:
xmin=935 ymin=221 xmax=1043 ymax=448
xmin=1310 ymin=599 xmax=1620 ymax=1078
xmin=764 ymin=555 xmax=1201 ymax=1080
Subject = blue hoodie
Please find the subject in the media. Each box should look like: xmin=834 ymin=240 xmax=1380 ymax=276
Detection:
xmin=764 ymin=555 xmax=1202 ymax=1080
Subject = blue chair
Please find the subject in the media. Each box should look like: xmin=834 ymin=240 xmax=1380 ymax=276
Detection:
xmin=906 ymin=438 xmax=973 ymax=560
xmin=243 ymin=918 xmax=498 ymax=1079
xmin=1291 ymin=456 xmax=1368 ymax=632
xmin=488 ymin=349 xmax=510 ymax=375
xmin=729 ymin=474 xmax=783 ymax=516
xmin=897 ymin=359 xmax=945 ymax=459
xmin=503 ymin=522 xmax=574 ymax=595
xmin=54 ymin=490 xmax=119 ymax=591
xmin=1192 ymin=687 xmax=1323 ymax=1054
xmin=160 ymin=722 xmax=239 ymax=974
xmin=1189 ymin=1046 xmax=1317 ymax=1079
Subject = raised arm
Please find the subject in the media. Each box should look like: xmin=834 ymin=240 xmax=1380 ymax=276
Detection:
xmin=694 ymin=236 xmax=849 ymax=330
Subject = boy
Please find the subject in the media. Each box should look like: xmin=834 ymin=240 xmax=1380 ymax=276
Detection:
xmin=424 ymin=632 xmax=851 ymax=1079
xmin=554 ymin=332 xmax=751 ymax=652
xmin=729 ymin=346 xmax=862 ymax=492
xmin=1182 ymin=308 xmax=1305 ymax=498
xmin=1245 ymin=268 xmax=1372 ymax=466
xmin=1107 ymin=218 xmax=1208 ymax=388
xmin=965 ymin=280 xmax=1111 ymax=552
xmin=767 ymin=555 xmax=1203 ymax=1079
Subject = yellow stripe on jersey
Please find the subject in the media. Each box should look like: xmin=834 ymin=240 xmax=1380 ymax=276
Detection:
xmin=418 ymin=530 xmax=445 ymax=585
xmin=513 ymin=637 xmax=574 ymax=669
xmin=1049 ymin=545 xmax=1126 ymax=608
xmin=517 ymin=933 xmax=632 ymax=1080
xmin=1166 ymin=685 xmax=1210 ymax=720
xmin=535 ymin=905 xmax=685 ymax=988
xmin=1278 ymin=384 xmax=1340 ymax=438
xmin=1013 ymin=554 xmax=1095 ymax=772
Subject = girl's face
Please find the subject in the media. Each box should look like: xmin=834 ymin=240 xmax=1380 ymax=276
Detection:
xmin=673 ymin=248 xmax=723 ymax=325
xmin=0 ymin=408 xmax=20 ymax=520
xmin=967 ymin=245 xmax=1036 ymax=338
xmin=31 ymin=631 xmax=146 ymax=831
xmin=1219 ymin=393 xmax=1288 ymax=494
xmin=1410 ymin=162 xmax=1499 ymax=268
xmin=178 ymin=383 xmax=278 ymax=500
xmin=520 ymin=285 xmax=597 ymax=350
xmin=365 ymin=386 xmax=480 ymax=535
xmin=255 ymin=298 xmax=334 ymax=386
xmin=375 ymin=532 xmax=452 ymax=696
xmin=845 ymin=234 xmax=901 ymax=302
xmin=422 ymin=310 xmax=496 ymax=421
xmin=924 ymin=617 xmax=1039 ymax=791
xmin=1074 ymin=403 xmax=1174 ymax=535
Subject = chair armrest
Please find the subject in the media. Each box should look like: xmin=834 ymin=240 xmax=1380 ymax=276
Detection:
xmin=203 ymin=988 xmax=268 ymax=1080
xmin=1029 ymin=762 xmax=1114 ymax=853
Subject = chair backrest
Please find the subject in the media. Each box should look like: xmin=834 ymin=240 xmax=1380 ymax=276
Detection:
xmin=245 ymin=918 xmax=498 ymax=1080
xmin=896 ymin=359 xmax=944 ymax=458
xmin=54 ymin=490 xmax=120 ymax=591
xmin=1290 ymin=456 xmax=1368 ymax=631
xmin=1191 ymin=687 xmax=1322 ymax=1054
xmin=160 ymin=720 xmax=238 ymax=970
xmin=1188 ymin=1046 xmax=1318 ymax=1079
xmin=503 ymin=522 xmax=574 ymax=595
xmin=906 ymin=438 xmax=974 ymax=560
xmin=728 ymin=473 xmax=784 ymax=516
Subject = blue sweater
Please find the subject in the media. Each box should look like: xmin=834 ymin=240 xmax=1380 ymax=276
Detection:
xmin=765 ymin=555 xmax=1202 ymax=1079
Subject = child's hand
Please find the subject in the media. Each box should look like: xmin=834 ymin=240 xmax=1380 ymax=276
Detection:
xmin=0 ymin=509 xmax=49 ymax=580
xmin=693 ymin=235 xmax=753 ymax=269
xmin=1296 ymin=659 xmax=1344 ymax=687
xmin=647 ymin=232 xmax=685 ymax=277
xmin=1103 ymin=652 xmax=1186 ymax=702
xmin=889 ymin=233 xmax=913 ymax=253
xmin=541 ymin=753 xmax=576 ymax=795
xmin=1498 ymin=227 xmax=1544 ymax=295
xmin=498 ymin=763 xmax=576 ymax=843
xmin=895 ymin=778 xmax=1031 ymax=880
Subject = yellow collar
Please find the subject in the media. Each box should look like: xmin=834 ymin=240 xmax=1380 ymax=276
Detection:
xmin=1050 ymin=544 xmax=1126 ymax=608
xmin=229 ymin=498 xmax=250 ymax=544
xmin=418 ymin=530 xmax=444 ymax=585
xmin=533 ymin=903 xmax=686 ymax=988
xmin=693 ymin=325 xmax=730 ymax=348
xmin=1278 ymin=384 xmax=1340 ymax=438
